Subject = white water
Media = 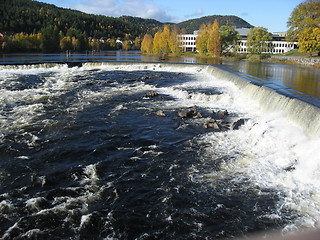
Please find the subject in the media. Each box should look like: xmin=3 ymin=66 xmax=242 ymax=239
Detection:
xmin=1 ymin=62 xmax=320 ymax=235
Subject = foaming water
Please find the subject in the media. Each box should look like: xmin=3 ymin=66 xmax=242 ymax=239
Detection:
xmin=0 ymin=62 xmax=319 ymax=239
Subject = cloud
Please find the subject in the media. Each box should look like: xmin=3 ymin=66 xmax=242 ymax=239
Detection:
xmin=73 ymin=0 xmax=174 ymax=22
xmin=184 ymin=8 xmax=204 ymax=19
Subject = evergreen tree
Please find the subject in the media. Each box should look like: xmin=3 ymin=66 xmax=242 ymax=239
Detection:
xmin=41 ymin=25 xmax=60 ymax=52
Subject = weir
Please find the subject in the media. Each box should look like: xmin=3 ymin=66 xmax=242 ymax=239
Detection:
xmin=1 ymin=61 xmax=320 ymax=138
xmin=82 ymin=61 xmax=320 ymax=139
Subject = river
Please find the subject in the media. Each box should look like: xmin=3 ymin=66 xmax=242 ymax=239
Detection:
xmin=1 ymin=51 xmax=320 ymax=98
xmin=0 ymin=53 xmax=320 ymax=239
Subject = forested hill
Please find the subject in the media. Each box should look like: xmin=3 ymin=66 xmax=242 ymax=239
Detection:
xmin=0 ymin=0 xmax=253 ymax=39
xmin=178 ymin=15 xmax=254 ymax=33
xmin=0 ymin=0 xmax=164 ymax=39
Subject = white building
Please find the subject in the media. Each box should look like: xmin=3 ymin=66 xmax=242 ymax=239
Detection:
xmin=177 ymin=31 xmax=197 ymax=52
xmin=178 ymin=28 xmax=298 ymax=54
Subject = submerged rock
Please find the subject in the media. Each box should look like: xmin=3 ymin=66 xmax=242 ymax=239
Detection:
xmin=156 ymin=110 xmax=166 ymax=117
xmin=140 ymin=74 xmax=162 ymax=80
xmin=217 ymin=110 xmax=229 ymax=117
xmin=232 ymin=118 xmax=247 ymax=130
xmin=203 ymin=119 xmax=221 ymax=130
xmin=177 ymin=106 xmax=201 ymax=118
xmin=144 ymin=91 xmax=159 ymax=98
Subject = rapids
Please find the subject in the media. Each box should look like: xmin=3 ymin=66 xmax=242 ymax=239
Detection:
xmin=0 ymin=62 xmax=319 ymax=239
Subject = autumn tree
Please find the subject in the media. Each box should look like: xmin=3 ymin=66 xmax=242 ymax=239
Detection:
xmin=60 ymin=36 xmax=72 ymax=51
xmin=141 ymin=34 xmax=153 ymax=55
xmin=287 ymin=0 xmax=320 ymax=55
xmin=133 ymin=36 xmax=141 ymax=50
xmin=153 ymin=25 xmax=170 ymax=58
xmin=220 ymin=26 xmax=240 ymax=55
xmin=196 ymin=23 xmax=210 ymax=56
xmin=169 ymin=25 xmax=181 ymax=56
xmin=152 ymin=25 xmax=179 ymax=58
xmin=287 ymin=0 xmax=320 ymax=41
xmin=246 ymin=27 xmax=272 ymax=55
xmin=122 ymin=40 xmax=131 ymax=51
xmin=207 ymin=19 xmax=221 ymax=57
xmin=298 ymin=27 xmax=320 ymax=55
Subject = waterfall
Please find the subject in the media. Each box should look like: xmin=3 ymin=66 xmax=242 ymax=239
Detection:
xmin=203 ymin=64 xmax=320 ymax=138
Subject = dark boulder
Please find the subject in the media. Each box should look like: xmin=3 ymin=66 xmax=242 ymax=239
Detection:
xmin=232 ymin=118 xmax=247 ymax=130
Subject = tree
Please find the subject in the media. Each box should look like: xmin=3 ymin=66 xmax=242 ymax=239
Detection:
xmin=220 ymin=26 xmax=240 ymax=55
xmin=122 ymin=40 xmax=131 ymax=51
xmin=133 ymin=36 xmax=141 ymax=50
xmin=141 ymin=34 xmax=153 ymax=55
xmin=287 ymin=0 xmax=320 ymax=41
xmin=196 ymin=23 xmax=210 ymax=56
xmin=152 ymin=25 xmax=171 ymax=58
xmin=41 ymin=25 xmax=60 ymax=52
xmin=246 ymin=27 xmax=272 ymax=55
xmin=169 ymin=25 xmax=181 ymax=56
xmin=60 ymin=36 xmax=72 ymax=51
xmin=207 ymin=19 xmax=221 ymax=57
xmin=287 ymin=0 xmax=320 ymax=55
xmin=298 ymin=27 xmax=320 ymax=55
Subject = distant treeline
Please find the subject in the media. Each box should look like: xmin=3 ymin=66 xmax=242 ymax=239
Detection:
xmin=1 ymin=26 xmax=143 ymax=53
xmin=0 ymin=0 xmax=163 ymax=39
xmin=0 ymin=0 xmax=256 ymax=53
xmin=0 ymin=0 xmax=164 ymax=53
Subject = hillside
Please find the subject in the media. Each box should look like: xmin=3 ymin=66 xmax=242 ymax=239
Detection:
xmin=178 ymin=15 xmax=254 ymax=33
xmin=0 ymin=0 xmax=254 ymax=39
xmin=0 ymin=0 xmax=163 ymax=39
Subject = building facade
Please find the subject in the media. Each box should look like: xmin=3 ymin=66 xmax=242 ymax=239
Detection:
xmin=178 ymin=28 xmax=298 ymax=54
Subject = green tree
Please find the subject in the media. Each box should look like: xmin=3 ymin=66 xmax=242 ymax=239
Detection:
xmin=287 ymin=0 xmax=320 ymax=41
xmin=207 ymin=19 xmax=221 ymax=57
xmin=246 ymin=27 xmax=272 ymax=55
xmin=41 ymin=25 xmax=60 ymax=52
xmin=220 ymin=26 xmax=240 ymax=55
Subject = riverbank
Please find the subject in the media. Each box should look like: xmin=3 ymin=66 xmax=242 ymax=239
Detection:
xmin=176 ymin=51 xmax=320 ymax=68
xmin=266 ymin=55 xmax=320 ymax=68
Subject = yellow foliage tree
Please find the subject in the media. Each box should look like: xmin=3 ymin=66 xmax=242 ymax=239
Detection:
xmin=169 ymin=25 xmax=181 ymax=56
xmin=141 ymin=34 xmax=153 ymax=55
xmin=196 ymin=23 xmax=210 ymax=56
xmin=207 ymin=19 xmax=221 ymax=57
xmin=60 ymin=36 xmax=72 ymax=51
xmin=152 ymin=25 xmax=181 ymax=58
xmin=287 ymin=0 xmax=320 ymax=41
xmin=298 ymin=27 xmax=320 ymax=56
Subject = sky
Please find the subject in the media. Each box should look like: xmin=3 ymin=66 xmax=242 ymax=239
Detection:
xmin=38 ymin=0 xmax=304 ymax=32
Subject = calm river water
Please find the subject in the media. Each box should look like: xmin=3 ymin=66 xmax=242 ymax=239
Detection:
xmin=1 ymin=51 xmax=320 ymax=98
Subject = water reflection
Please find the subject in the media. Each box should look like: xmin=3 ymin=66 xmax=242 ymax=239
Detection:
xmin=1 ymin=51 xmax=319 ymax=98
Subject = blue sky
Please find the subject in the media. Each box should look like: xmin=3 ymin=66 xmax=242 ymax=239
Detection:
xmin=38 ymin=0 xmax=304 ymax=32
